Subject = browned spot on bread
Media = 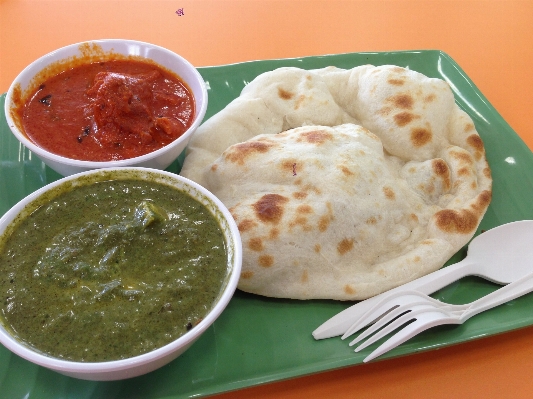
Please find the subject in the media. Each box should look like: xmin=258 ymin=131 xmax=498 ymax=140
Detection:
xmin=301 ymin=270 xmax=309 ymax=283
xmin=344 ymin=284 xmax=356 ymax=295
xmin=481 ymin=189 xmax=492 ymax=207
xmin=391 ymin=66 xmax=405 ymax=73
xmin=314 ymin=243 xmax=321 ymax=253
xmin=432 ymin=159 xmax=451 ymax=191
xmin=292 ymin=191 xmax=308 ymax=200
xmin=366 ymin=216 xmax=377 ymax=225
xmin=339 ymin=165 xmax=355 ymax=176
xmin=318 ymin=202 xmax=334 ymax=232
xmin=457 ymin=167 xmax=471 ymax=177
xmin=278 ymin=87 xmax=294 ymax=100
xmin=434 ymin=209 xmax=479 ymax=234
xmin=248 ymin=237 xmax=264 ymax=252
xmin=238 ymin=219 xmax=257 ymax=232
xmin=253 ymin=194 xmax=289 ymax=224
xmin=390 ymin=94 xmax=414 ymax=110
xmin=471 ymin=181 xmax=478 ymax=190
xmin=294 ymin=94 xmax=306 ymax=110
xmin=432 ymin=159 xmax=449 ymax=177
xmin=467 ymin=134 xmax=484 ymax=152
xmin=388 ymin=78 xmax=405 ymax=86
xmin=281 ymin=159 xmax=298 ymax=174
xmin=424 ymin=93 xmax=436 ymax=103
xmin=465 ymin=123 xmax=475 ymax=132
xmin=394 ymin=111 xmax=419 ymax=127
xmin=240 ymin=271 xmax=254 ymax=279
xmin=472 ymin=190 xmax=492 ymax=211
xmin=414 ymin=256 xmax=421 ymax=262
xmin=292 ymin=216 xmax=308 ymax=226
xmin=258 ymin=255 xmax=274 ymax=268
xmin=318 ymin=215 xmax=331 ymax=231
xmin=483 ymin=167 xmax=492 ymax=179
xmin=421 ymin=239 xmax=435 ymax=245
xmin=297 ymin=130 xmax=334 ymax=145
xmin=337 ymin=238 xmax=355 ymax=255
xmin=378 ymin=106 xmax=392 ymax=116
xmin=226 ymin=141 xmax=274 ymax=165
xmin=383 ymin=186 xmax=396 ymax=200
xmin=269 ymin=228 xmax=280 ymax=240
xmin=410 ymin=127 xmax=432 ymax=147
xmin=210 ymin=164 xmax=218 ymax=172
xmin=297 ymin=204 xmax=313 ymax=214
xmin=410 ymin=213 xmax=419 ymax=223
xmin=301 ymin=183 xmax=322 ymax=195
xmin=450 ymin=150 xmax=473 ymax=165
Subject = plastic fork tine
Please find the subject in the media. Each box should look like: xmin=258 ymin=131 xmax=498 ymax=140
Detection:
xmin=349 ymin=304 xmax=435 ymax=350
xmin=340 ymin=301 xmax=399 ymax=340
xmin=359 ymin=311 xmax=460 ymax=362
xmin=350 ymin=300 xmax=435 ymax=343
xmin=342 ymin=292 xmax=449 ymax=340
xmin=347 ymin=303 xmax=418 ymax=347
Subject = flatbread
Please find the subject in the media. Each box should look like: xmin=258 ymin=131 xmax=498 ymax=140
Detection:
xmin=180 ymin=65 xmax=492 ymax=300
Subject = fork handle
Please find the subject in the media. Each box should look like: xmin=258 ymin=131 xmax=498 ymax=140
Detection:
xmin=461 ymin=270 xmax=533 ymax=321
xmin=313 ymin=257 xmax=477 ymax=339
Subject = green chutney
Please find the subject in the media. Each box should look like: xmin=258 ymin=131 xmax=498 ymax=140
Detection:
xmin=0 ymin=179 xmax=228 ymax=362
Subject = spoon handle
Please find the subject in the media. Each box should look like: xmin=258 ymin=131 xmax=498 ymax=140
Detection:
xmin=461 ymin=271 xmax=533 ymax=321
xmin=313 ymin=257 xmax=477 ymax=339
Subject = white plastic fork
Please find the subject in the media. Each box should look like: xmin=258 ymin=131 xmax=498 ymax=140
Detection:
xmin=347 ymin=269 xmax=533 ymax=362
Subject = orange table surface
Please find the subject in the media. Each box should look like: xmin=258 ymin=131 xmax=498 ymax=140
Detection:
xmin=1 ymin=1 xmax=533 ymax=398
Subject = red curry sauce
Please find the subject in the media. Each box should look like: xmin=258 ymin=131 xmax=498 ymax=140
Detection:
xmin=19 ymin=60 xmax=195 ymax=161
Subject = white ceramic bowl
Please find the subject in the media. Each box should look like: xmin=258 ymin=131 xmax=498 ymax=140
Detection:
xmin=4 ymin=39 xmax=208 ymax=176
xmin=0 ymin=168 xmax=242 ymax=381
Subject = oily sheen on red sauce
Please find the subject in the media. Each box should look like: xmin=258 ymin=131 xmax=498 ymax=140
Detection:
xmin=20 ymin=60 xmax=195 ymax=161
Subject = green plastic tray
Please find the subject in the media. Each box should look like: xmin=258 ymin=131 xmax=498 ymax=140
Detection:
xmin=1 ymin=50 xmax=532 ymax=399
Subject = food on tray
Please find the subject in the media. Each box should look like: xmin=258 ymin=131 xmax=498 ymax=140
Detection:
xmin=14 ymin=59 xmax=195 ymax=161
xmin=180 ymin=65 xmax=492 ymax=300
xmin=0 ymin=179 xmax=227 ymax=361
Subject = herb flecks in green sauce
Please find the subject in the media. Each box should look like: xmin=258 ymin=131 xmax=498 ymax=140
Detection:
xmin=0 ymin=180 xmax=227 ymax=362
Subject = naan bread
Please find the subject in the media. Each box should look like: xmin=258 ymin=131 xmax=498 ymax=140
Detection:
xmin=181 ymin=65 xmax=492 ymax=300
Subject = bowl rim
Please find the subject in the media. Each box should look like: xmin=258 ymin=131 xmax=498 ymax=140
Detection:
xmin=0 ymin=167 xmax=242 ymax=374
xmin=3 ymin=38 xmax=208 ymax=168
